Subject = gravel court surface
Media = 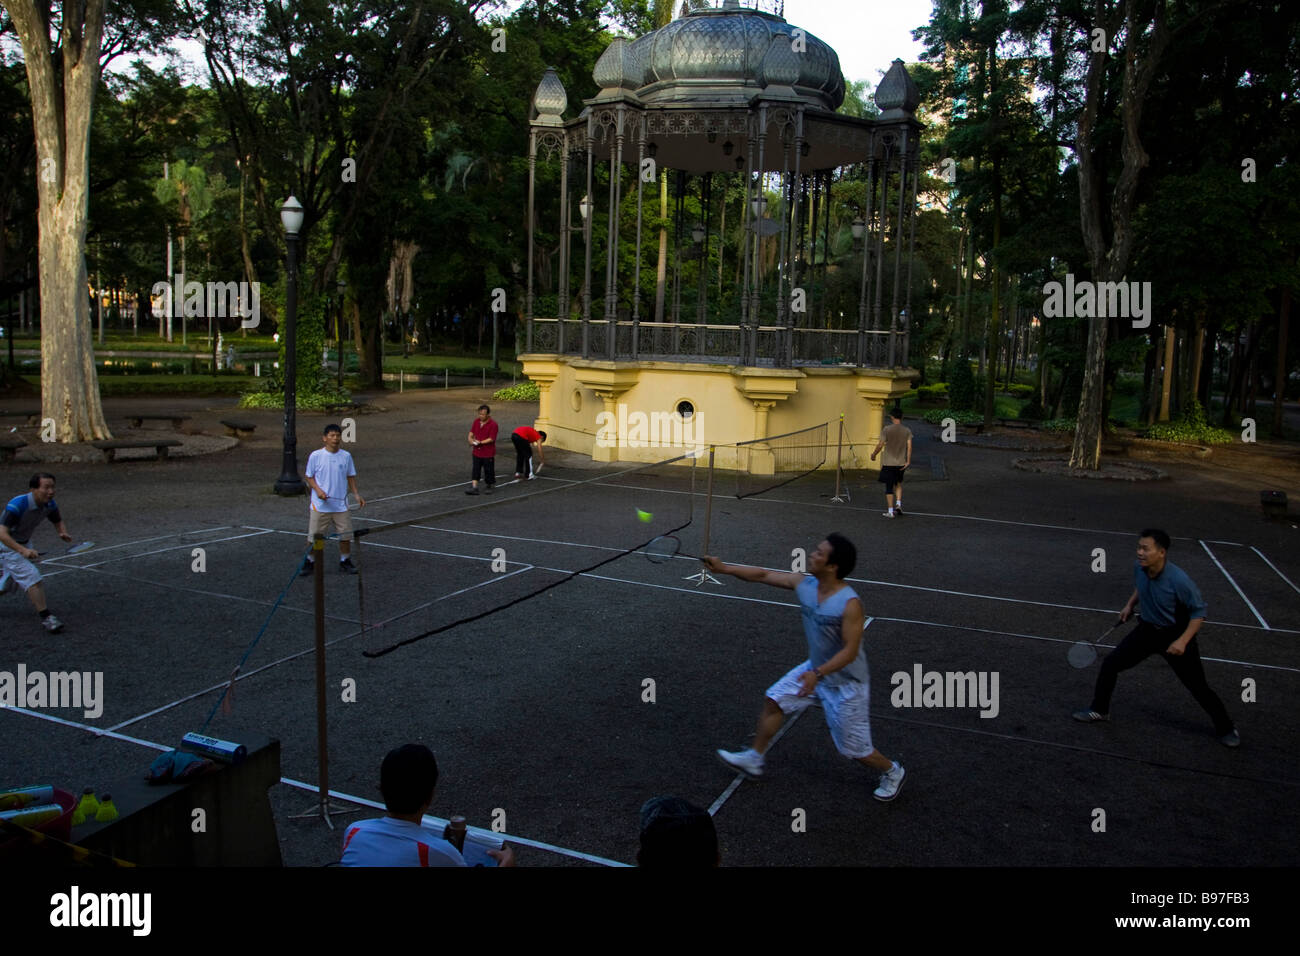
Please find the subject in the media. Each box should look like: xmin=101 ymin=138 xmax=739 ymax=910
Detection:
xmin=2 ymin=390 xmax=1298 ymax=870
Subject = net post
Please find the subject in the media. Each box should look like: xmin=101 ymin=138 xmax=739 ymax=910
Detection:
xmin=685 ymin=446 xmax=722 ymax=587
xmin=831 ymin=413 xmax=849 ymax=503
xmin=289 ymin=535 xmax=356 ymax=827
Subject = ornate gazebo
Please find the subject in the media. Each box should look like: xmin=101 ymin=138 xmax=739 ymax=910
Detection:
xmin=520 ymin=0 xmax=923 ymax=465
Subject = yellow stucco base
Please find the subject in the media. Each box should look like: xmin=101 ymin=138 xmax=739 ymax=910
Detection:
xmin=518 ymin=354 xmax=919 ymax=472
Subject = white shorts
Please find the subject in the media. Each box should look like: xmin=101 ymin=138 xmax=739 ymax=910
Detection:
xmin=766 ymin=660 xmax=875 ymax=758
xmin=0 ymin=545 xmax=42 ymax=592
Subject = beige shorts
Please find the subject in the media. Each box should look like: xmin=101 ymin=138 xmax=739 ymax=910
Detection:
xmin=307 ymin=507 xmax=354 ymax=542
xmin=0 ymin=545 xmax=41 ymax=592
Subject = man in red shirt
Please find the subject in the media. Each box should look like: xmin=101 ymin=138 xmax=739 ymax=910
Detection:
xmin=466 ymin=404 xmax=498 ymax=495
xmin=511 ymin=425 xmax=546 ymax=480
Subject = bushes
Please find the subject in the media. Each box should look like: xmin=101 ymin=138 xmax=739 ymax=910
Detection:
xmin=1040 ymin=418 xmax=1077 ymax=433
xmin=492 ymin=381 xmax=540 ymax=402
xmin=916 ymin=383 xmax=949 ymax=402
xmin=921 ymin=408 xmax=983 ymax=425
xmin=1146 ymin=401 xmax=1235 ymax=445
xmin=949 ymin=362 xmax=977 ymax=411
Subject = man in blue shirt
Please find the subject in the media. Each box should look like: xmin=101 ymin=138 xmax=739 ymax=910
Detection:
xmin=706 ymin=533 xmax=907 ymax=802
xmin=1073 ymin=528 xmax=1238 ymax=746
xmin=0 ymin=473 xmax=73 ymax=633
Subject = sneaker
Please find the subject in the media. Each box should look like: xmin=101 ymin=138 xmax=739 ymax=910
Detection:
xmin=873 ymin=763 xmax=906 ymax=801
xmin=41 ymin=614 xmax=64 ymax=634
xmin=895 ymin=503 xmax=903 ymax=514
xmin=716 ymin=747 xmax=765 ymax=779
xmin=299 ymin=558 xmax=315 ymax=578
xmin=465 ymin=488 xmax=480 ymax=496
xmin=339 ymin=558 xmax=358 ymax=574
xmin=483 ymin=485 xmax=494 ymax=494
xmin=882 ymin=510 xmax=895 ymax=518
xmin=1219 ymin=729 xmax=1240 ymax=748
xmin=1071 ymin=709 xmax=1110 ymax=722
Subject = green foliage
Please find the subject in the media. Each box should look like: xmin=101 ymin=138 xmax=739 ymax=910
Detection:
xmin=238 ymin=385 xmax=353 ymax=411
xmin=916 ymin=383 xmax=949 ymax=401
xmin=1145 ymin=401 xmax=1235 ymax=445
xmin=492 ymin=381 xmax=540 ymax=402
xmin=949 ymin=362 xmax=977 ymax=411
xmin=1041 ymin=418 xmax=1078 ymax=433
xmin=922 ymin=408 xmax=983 ymax=425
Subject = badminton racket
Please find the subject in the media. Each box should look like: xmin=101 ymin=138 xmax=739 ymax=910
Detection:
xmin=1067 ymin=617 xmax=1128 ymax=668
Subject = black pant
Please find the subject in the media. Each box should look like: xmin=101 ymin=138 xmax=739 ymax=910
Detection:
xmin=511 ymin=433 xmax=532 ymax=476
xmin=471 ymin=456 xmax=495 ymax=485
xmin=1091 ymin=620 xmax=1234 ymax=734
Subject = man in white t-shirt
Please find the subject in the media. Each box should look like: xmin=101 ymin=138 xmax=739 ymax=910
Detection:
xmin=340 ymin=744 xmax=515 ymax=867
xmin=302 ymin=423 xmax=365 ymax=576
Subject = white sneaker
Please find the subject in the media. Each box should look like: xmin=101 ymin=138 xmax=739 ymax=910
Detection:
xmin=873 ymin=763 xmax=905 ymax=801
xmin=716 ymin=747 xmax=765 ymax=779
xmin=882 ymin=510 xmax=895 ymax=518
xmin=41 ymin=614 xmax=64 ymax=634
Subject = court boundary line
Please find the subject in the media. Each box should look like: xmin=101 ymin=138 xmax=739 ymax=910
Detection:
xmin=1251 ymin=546 xmax=1300 ymax=596
xmin=1199 ymin=540 xmax=1269 ymax=630
xmin=0 ymin=707 xmax=628 ymax=866
xmin=105 ymin=564 xmax=536 ymax=732
xmin=239 ymin=523 xmax=1294 ymax=636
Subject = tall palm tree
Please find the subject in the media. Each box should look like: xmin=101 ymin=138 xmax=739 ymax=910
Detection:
xmin=155 ymin=160 xmax=212 ymax=342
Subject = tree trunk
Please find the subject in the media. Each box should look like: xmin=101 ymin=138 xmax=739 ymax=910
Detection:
xmin=1069 ymin=0 xmax=1170 ymax=468
xmin=1275 ymin=288 xmax=1291 ymax=436
xmin=1158 ymin=324 xmax=1175 ymax=421
xmin=8 ymin=0 xmax=111 ymax=441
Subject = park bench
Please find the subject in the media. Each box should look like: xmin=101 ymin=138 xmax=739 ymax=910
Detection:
xmin=0 ymin=438 xmax=26 ymax=463
xmin=0 ymin=409 xmax=40 ymax=425
xmin=124 ymin=413 xmax=192 ymax=429
xmin=220 ymin=419 xmax=257 ymax=438
xmin=960 ymin=422 xmax=985 ymax=435
xmin=91 ymin=439 xmax=182 ymax=462
xmin=323 ymin=402 xmax=357 ymax=414
xmin=997 ymin=417 xmax=1039 ymax=430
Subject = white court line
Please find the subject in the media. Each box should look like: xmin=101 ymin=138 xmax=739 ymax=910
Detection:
xmin=1251 ymin=546 xmax=1300 ymax=597
xmin=1199 ymin=540 xmax=1269 ymax=630
xmin=278 ymin=777 xmax=629 ymax=867
xmin=77 ymin=530 xmax=274 ymax=568
xmin=38 ymin=527 xmax=241 ymax=577
xmin=248 ymin=521 xmax=1296 ymax=637
xmin=0 ymin=707 xmax=626 ymax=866
xmin=709 ymin=711 xmax=806 ymax=817
xmin=874 ymin=616 xmax=1300 ymax=674
xmin=106 ymin=564 xmax=535 ymax=731
xmin=365 ymin=480 xmax=479 ymax=503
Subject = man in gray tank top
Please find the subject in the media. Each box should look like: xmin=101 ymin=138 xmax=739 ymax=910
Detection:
xmin=704 ymin=533 xmax=907 ymax=802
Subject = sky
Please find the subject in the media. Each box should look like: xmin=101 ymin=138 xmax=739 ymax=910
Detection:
xmin=123 ymin=0 xmax=937 ymax=89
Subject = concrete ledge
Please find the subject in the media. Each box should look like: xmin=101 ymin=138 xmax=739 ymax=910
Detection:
xmin=74 ymin=732 xmax=282 ymax=866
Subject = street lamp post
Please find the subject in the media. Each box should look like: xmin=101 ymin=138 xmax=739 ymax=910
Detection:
xmin=336 ymin=279 xmax=347 ymax=391
xmin=275 ymin=196 xmax=306 ymax=496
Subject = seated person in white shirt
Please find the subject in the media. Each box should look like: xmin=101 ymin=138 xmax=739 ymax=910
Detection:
xmin=340 ymin=743 xmax=515 ymax=867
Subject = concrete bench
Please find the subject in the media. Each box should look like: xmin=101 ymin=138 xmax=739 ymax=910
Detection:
xmin=91 ymin=439 xmax=182 ymax=462
xmin=73 ymin=733 xmax=283 ymax=866
xmin=125 ymin=414 xmax=192 ymax=429
xmin=0 ymin=438 xmax=27 ymax=463
xmin=997 ymin=417 xmax=1039 ymax=430
xmin=1261 ymin=490 xmax=1288 ymax=519
xmin=221 ymin=419 xmax=257 ymax=438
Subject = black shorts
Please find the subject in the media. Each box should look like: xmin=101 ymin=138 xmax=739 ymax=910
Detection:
xmin=878 ymin=465 xmax=906 ymax=486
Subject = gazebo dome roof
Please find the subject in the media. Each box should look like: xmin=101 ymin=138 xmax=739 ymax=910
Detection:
xmin=593 ymin=4 xmax=845 ymax=111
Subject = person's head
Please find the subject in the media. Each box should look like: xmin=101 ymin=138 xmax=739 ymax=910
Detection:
xmin=890 ymin=407 xmax=903 ymax=422
xmin=379 ymin=744 xmax=439 ymax=816
xmin=537 ymin=430 xmax=547 ymax=443
xmin=637 ymin=796 xmax=719 ymax=867
xmin=322 ymin=424 xmax=342 ymax=451
xmin=477 ymin=404 xmax=491 ymax=422
xmin=810 ymin=532 xmax=856 ymax=580
xmin=28 ymin=473 xmax=56 ymax=505
xmin=1137 ymin=529 xmax=1171 ymax=570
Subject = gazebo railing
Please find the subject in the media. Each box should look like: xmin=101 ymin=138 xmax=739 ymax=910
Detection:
xmin=528 ymin=318 xmax=907 ymax=369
